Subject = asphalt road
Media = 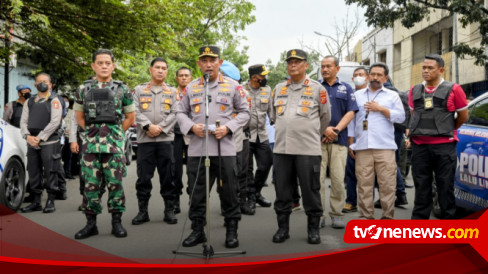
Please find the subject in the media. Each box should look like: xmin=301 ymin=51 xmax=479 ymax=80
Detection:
xmin=16 ymin=159 xmax=420 ymax=262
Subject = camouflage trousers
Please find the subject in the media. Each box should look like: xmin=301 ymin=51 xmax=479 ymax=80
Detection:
xmin=81 ymin=153 xmax=127 ymax=214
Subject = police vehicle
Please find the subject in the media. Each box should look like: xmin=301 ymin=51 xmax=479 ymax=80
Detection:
xmin=454 ymin=92 xmax=488 ymax=213
xmin=0 ymin=119 xmax=27 ymax=211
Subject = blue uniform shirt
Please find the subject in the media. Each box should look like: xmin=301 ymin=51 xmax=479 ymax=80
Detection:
xmin=321 ymin=77 xmax=358 ymax=146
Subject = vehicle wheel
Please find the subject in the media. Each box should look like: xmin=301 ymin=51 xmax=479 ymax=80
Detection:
xmin=432 ymin=180 xmax=442 ymax=219
xmin=0 ymin=158 xmax=26 ymax=212
xmin=125 ymin=141 xmax=132 ymax=166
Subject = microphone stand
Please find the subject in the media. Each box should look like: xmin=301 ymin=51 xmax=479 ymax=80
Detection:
xmin=173 ymin=73 xmax=245 ymax=259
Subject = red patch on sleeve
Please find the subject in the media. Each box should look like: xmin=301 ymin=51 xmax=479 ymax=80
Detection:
xmin=320 ymin=90 xmax=327 ymax=104
xmin=53 ymin=101 xmax=60 ymax=109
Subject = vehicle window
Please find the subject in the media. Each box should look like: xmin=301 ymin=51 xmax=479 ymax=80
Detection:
xmin=467 ymin=98 xmax=488 ymax=126
xmin=337 ymin=67 xmax=356 ymax=88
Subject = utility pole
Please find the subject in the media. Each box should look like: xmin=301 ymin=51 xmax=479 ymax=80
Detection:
xmin=453 ymin=13 xmax=459 ymax=83
xmin=4 ymin=29 xmax=10 ymax=106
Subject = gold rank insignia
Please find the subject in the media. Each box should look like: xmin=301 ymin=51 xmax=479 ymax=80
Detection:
xmin=220 ymin=84 xmax=230 ymax=87
xmin=194 ymin=89 xmax=202 ymax=93
xmin=163 ymin=91 xmax=172 ymax=95
xmin=232 ymin=113 xmax=237 ymax=119
xmin=261 ymin=92 xmax=267 ymax=95
xmin=281 ymin=86 xmax=288 ymax=91
xmin=142 ymin=103 xmax=149 ymax=110
xmin=143 ymin=89 xmax=151 ymax=93
xmin=303 ymin=91 xmax=312 ymax=96
xmin=291 ymin=50 xmax=297 ymax=57
xmin=220 ymin=88 xmax=230 ymax=92
xmin=306 ymin=87 xmax=313 ymax=91
xmin=194 ymin=104 xmax=201 ymax=113
xmin=304 ymin=79 xmax=309 ymax=86
xmin=164 ymin=99 xmax=171 ymax=104
xmin=164 ymin=104 xmax=170 ymax=110
xmin=280 ymin=90 xmax=288 ymax=95
xmin=261 ymin=99 xmax=269 ymax=103
xmin=302 ymin=100 xmax=311 ymax=106
xmin=192 ymin=84 xmax=200 ymax=88
xmin=220 ymin=105 xmax=226 ymax=111
xmin=193 ymin=98 xmax=201 ymax=103
xmin=277 ymin=106 xmax=283 ymax=114
xmin=53 ymin=101 xmax=60 ymax=109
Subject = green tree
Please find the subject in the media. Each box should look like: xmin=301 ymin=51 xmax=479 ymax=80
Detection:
xmin=1 ymin=0 xmax=255 ymax=91
xmin=345 ymin=0 xmax=488 ymax=65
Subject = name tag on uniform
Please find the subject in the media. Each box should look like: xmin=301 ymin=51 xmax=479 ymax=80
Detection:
xmin=363 ymin=120 xmax=368 ymax=131
xmin=424 ymin=97 xmax=434 ymax=110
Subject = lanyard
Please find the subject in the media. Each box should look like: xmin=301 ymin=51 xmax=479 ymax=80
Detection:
xmin=365 ymin=89 xmax=382 ymax=119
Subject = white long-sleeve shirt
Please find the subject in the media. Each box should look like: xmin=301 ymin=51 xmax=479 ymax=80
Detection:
xmin=348 ymin=86 xmax=405 ymax=151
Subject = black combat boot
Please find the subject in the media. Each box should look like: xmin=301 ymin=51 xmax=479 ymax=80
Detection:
xmin=307 ymin=215 xmax=321 ymax=244
xmin=43 ymin=194 xmax=56 ymax=213
xmin=256 ymin=193 xmax=272 ymax=207
xmin=247 ymin=193 xmax=256 ymax=211
xmin=75 ymin=214 xmax=98 ymax=239
xmin=132 ymin=200 xmax=150 ymax=225
xmin=111 ymin=213 xmax=128 ymax=238
xmin=240 ymin=193 xmax=254 ymax=215
xmin=395 ymin=193 xmax=408 ymax=207
xmin=225 ymin=219 xmax=239 ymax=248
xmin=272 ymin=214 xmax=290 ymax=243
xmin=21 ymin=194 xmax=42 ymax=213
xmin=182 ymin=219 xmax=206 ymax=247
xmin=163 ymin=199 xmax=177 ymax=224
xmin=174 ymin=195 xmax=181 ymax=214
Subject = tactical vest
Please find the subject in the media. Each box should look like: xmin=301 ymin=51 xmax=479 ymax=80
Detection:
xmin=409 ymin=81 xmax=455 ymax=137
xmin=83 ymin=80 xmax=123 ymax=125
xmin=10 ymin=101 xmax=23 ymax=128
xmin=27 ymin=95 xmax=59 ymax=140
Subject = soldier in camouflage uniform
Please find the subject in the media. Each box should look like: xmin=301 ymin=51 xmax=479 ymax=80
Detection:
xmin=73 ymin=49 xmax=136 ymax=239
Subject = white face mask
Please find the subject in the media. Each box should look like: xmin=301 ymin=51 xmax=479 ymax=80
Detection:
xmin=353 ymin=76 xmax=366 ymax=87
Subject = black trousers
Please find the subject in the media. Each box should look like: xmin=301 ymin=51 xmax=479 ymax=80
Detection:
xmin=248 ymin=137 xmax=273 ymax=195
xmin=236 ymin=139 xmax=250 ymax=198
xmin=273 ymin=154 xmax=322 ymax=216
xmin=411 ymin=142 xmax=457 ymax=219
xmin=27 ymin=142 xmax=61 ymax=196
xmin=173 ymin=133 xmax=187 ymax=196
xmin=187 ymin=156 xmax=240 ymax=222
xmin=136 ymin=142 xmax=175 ymax=201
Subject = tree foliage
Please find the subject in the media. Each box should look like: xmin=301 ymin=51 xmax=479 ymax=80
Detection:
xmin=265 ymin=50 xmax=321 ymax=89
xmin=1 ymin=0 xmax=255 ymax=91
xmin=344 ymin=0 xmax=488 ymax=66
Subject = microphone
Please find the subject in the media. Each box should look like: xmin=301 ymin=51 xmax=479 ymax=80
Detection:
xmin=204 ymin=72 xmax=210 ymax=82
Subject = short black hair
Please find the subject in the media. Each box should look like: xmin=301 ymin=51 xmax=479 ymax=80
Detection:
xmin=369 ymin=62 xmax=389 ymax=76
xmin=176 ymin=66 xmax=192 ymax=77
xmin=92 ymin=49 xmax=114 ymax=62
xmin=353 ymin=66 xmax=368 ymax=75
xmin=35 ymin=72 xmax=52 ymax=83
xmin=425 ymin=53 xmax=445 ymax=68
xmin=150 ymin=57 xmax=168 ymax=67
xmin=323 ymin=56 xmax=339 ymax=67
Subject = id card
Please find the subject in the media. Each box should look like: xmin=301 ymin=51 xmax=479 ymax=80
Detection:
xmin=362 ymin=120 xmax=368 ymax=131
xmin=424 ymin=97 xmax=434 ymax=110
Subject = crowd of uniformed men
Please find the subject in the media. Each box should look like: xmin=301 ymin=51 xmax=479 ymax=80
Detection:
xmin=3 ymin=45 xmax=468 ymax=248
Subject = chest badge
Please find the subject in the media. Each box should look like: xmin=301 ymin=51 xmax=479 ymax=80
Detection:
xmin=194 ymin=104 xmax=201 ymax=113
xmin=142 ymin=103 xmax=149 ymax=110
